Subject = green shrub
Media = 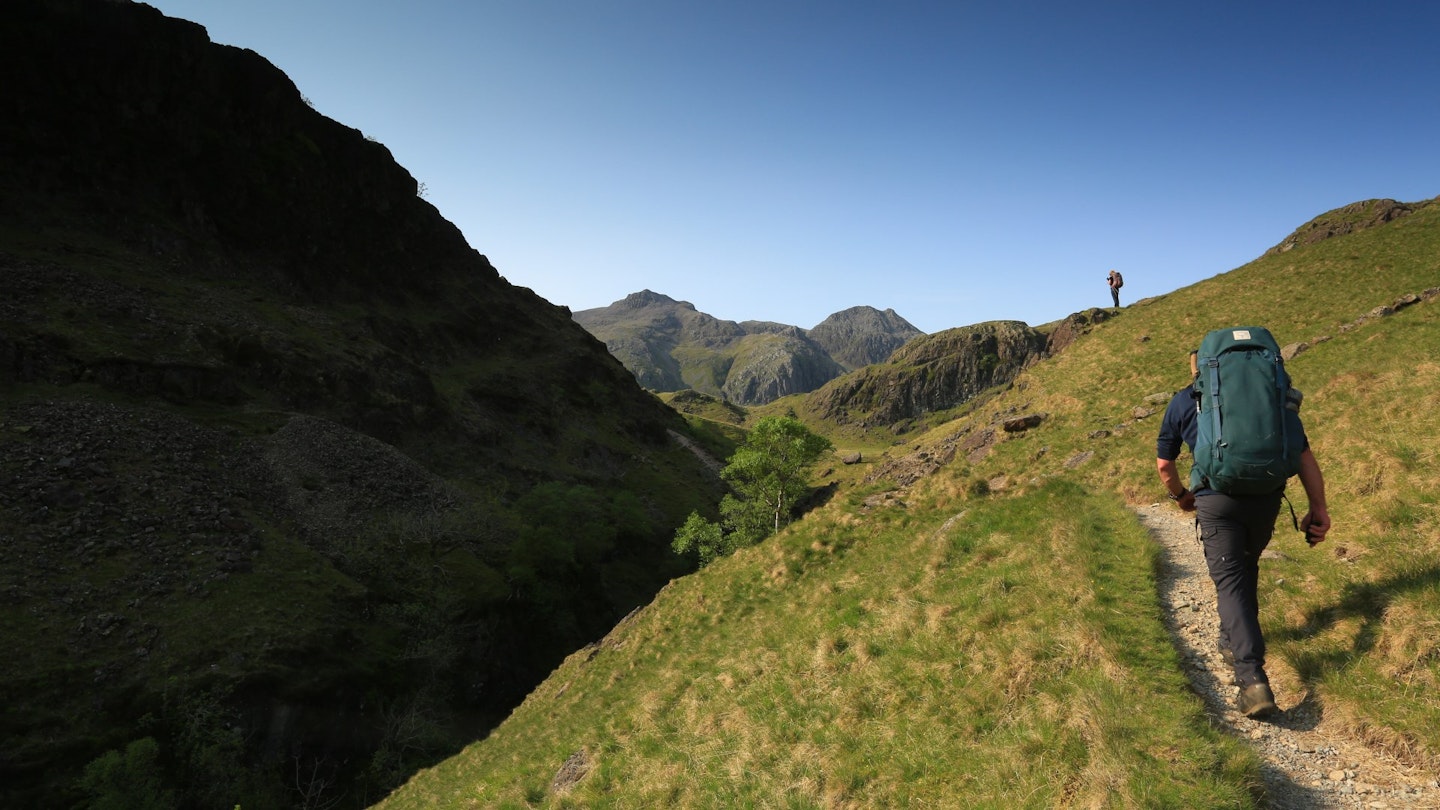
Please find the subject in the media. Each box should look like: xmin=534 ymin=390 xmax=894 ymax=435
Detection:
xmin=671 ymin=512 xmax=731 ymax=564
xmin=76 ymin=737 xmax=177 ymax=810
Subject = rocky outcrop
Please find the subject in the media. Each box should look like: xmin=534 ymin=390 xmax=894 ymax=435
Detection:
xmin=1045 ymin=307 xmax=1113 ymax=355
xmin=1265 ymin=197 xmax=1437 ymax=256
xmin=806 ymin=321 xmax=1048 ymax=426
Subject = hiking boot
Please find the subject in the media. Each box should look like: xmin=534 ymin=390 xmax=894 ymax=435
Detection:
xmin=1217 ymin=640 xmax=1234 ymax=666
xmin=1237 ymin=683 xmax=1278 ymax=718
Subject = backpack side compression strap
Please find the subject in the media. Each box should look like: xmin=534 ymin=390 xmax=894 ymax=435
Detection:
xmin=1203 ymin=357 xmax=1222 ymax=467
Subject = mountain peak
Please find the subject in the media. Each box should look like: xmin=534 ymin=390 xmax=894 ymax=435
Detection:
xmin=617 ymin=290 xmax=693 ymax=311
xmin=809 ymin=306 xmax=924 ymax=371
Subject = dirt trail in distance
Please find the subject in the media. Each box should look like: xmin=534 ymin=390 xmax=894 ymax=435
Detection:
xmin=1136 ymin=503 xmax=1440 ymax=809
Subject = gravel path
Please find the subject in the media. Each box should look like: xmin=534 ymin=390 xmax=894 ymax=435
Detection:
xmin=1136 ymin=503 xmax=1440 ymax=809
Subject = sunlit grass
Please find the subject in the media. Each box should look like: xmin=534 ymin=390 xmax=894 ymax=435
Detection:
xmin=379 ymin=481 xmax=1260 ymax=808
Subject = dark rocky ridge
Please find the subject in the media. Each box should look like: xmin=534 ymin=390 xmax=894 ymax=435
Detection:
xmin=1 ymin=1 xmax=719 ymax=806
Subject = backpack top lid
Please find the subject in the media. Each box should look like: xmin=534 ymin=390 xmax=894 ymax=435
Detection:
xmin=1196 ymin=326 xmax=1280 ymax=359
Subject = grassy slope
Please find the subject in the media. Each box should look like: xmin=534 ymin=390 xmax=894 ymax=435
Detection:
xmin=378 ymin=201 xmax=1440 ymax=808
xmin=381 ymin=481 xmax=1254 ymax=809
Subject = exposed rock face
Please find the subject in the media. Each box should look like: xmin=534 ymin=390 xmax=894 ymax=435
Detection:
xmin=808 ymin=306 xmax=924 ymax=371
xmin=1265 ymin=197 xmax=1437 ymax=255
xmin=806 ymin=321 xmax=1049 ymax=425
xmin=1045 ymin=307 xmax=1113 ymax=355
xmin=720 ymin=331 xmax=845 ymax=404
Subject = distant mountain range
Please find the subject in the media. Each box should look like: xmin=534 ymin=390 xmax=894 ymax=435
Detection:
xmin=573 ymin=291 xmax=924 ymax=405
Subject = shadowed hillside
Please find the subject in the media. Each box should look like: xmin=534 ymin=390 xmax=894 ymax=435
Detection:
xmin=378 ymin=196 xmax=1440 ymax=807
xmin=0 ymin=2 xmax=721 ymax=807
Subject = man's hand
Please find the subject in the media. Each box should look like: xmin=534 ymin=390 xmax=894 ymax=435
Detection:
xmin=1176 ymin=490 xmax=1196 ymax=512
xmin=1297 ymin=449 xmax=1330 ymax=547
xmin=1301 ymin=509 xmax=1331 ymax=546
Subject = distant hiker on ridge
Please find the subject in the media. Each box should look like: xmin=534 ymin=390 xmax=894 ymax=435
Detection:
xmin=1156 ymin=332 xmax=1331 ymax=719
xmin=1107 ymin=270 xmax=1123 ymax=308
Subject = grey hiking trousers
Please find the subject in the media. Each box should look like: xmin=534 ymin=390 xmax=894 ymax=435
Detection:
xmin=1195 ymin=489 xmax=1284 ymax=687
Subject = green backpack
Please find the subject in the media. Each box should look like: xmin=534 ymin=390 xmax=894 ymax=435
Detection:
xmin=1190 ymin=326 xmax=1305 ymax=494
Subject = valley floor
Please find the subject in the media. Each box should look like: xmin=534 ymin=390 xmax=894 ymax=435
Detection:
xmin=1137 ymin=504 xmax=1440 ymax=809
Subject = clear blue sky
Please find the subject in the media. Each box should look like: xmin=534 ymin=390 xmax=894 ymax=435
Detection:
xmin=148 ymin=1 xmax=1438 ymax=335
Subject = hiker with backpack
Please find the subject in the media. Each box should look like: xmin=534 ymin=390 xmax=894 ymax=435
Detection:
xmin=1155 ymin=328 xmax=1331 ymax=718
xmin=1107 ymin=270 xmax=1123 ymax=307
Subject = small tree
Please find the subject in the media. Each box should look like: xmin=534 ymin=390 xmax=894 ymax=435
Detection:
xmin=674 ymin=416 xmax=832 ymax=565
xmin=722 ymin=415 xmax=833 ymax=533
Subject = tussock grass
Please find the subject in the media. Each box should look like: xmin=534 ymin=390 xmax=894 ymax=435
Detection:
xmin=379 ymin=198 xmax=1440 ymax=806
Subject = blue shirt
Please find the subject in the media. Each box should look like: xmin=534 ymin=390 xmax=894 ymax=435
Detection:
xmin=1156 ymin=385 xmax=1198 ymax=461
